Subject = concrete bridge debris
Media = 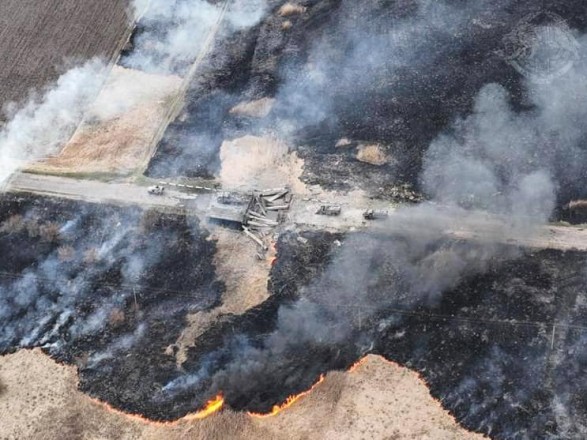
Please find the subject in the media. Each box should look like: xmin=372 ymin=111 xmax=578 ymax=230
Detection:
xmin=242 ymin=188 xmax=292 ymax=250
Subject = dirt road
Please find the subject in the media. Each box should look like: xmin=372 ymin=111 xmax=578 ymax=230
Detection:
xmin=5 ymin=172 xmax=587 ymax=252
xmin=5 ymin=173 xmax=212 ymax=214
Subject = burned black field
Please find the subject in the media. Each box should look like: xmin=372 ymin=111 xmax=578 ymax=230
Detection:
xmin=6 ymin=0 xmax=587 ymax=438
xmin=1 ymin=194 xmax=587 ymax=438
xmin=0 ymin=194 xmax=223 ymax=417
xmin=145 ymin=0 xmax=587 ymax=207
xmin=177 ymin=231 xmax=587 ymax=439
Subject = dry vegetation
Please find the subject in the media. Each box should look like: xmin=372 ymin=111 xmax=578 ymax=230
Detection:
xmin=0 ymin=0 xmax=131 ymax=114
xmin=0 ymin=214 xmax=60 ymax=242
xmin=278 ymin=3 xmax=307 ymax=17
xmin=229 ymin=98 xmax=275 ymax=118
xmin=356 ymin=144 xmax=390 ymax=166
xmin=28 ymin=66 xmax=182 ymax=176
xmin=173 ymin=228 xmax=276 ymax=366
xmin=0 ymin=214 xmax=24 ymax=234
xmin=219 ymin=135 xmax=308 ymax=193
xmin=0 ymin=350 xmax=484 ymax=440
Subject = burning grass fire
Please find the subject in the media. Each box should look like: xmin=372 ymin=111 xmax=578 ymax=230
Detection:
xmin=247 ymin=374 xmax=326 ymax=418
xmin=190 ymin=394 xmax=225 ymax=420
xmin=3 ymin=195 xmax=587 ymax=439
xmin=5 ymin=0 xmax=587 ymax=438
xmin=89 ymin=393 xmax=225 ymax=425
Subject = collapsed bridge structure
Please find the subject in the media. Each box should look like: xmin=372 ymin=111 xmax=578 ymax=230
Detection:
xmin=7 ymin=172 xmax=587 ymax=253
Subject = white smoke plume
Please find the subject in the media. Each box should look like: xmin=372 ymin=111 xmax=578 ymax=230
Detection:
xmin=0 ymin=59 xmax=107 ymax=187
xmin=126 ymin=0 xmax=268 ymax=75
xmin=274 ymin=0 xmax=499 ymax=134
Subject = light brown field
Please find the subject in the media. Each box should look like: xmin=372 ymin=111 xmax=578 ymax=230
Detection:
xmin=27 ymin=66 xmax=182 ymax=177
xmin=229 ymin=98 xmax=275 ymax=118
xmin=219 ymin=135 xmax=308 ymax=193
xmin=278 ymin=3 xmax=307 ymax=17
xmin=356 ymin=144 xmax=390 ymax=166
xmin=0 ymin=350 xmax=485 ymax=440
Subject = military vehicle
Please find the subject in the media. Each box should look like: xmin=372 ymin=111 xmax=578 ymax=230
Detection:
xmin=316 ymin=205 xmax=341 ymax=216
xmin=363 ymin=209 xmax=389 ymax=220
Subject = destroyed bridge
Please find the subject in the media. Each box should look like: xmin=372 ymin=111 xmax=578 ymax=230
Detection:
xmin=6 ymin=172 xmax=587 ymax=253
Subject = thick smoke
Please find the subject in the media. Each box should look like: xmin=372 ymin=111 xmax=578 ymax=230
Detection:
xmin=125 ymin=0 xmax=268 ymax=75
xmin=2 ymin=0 xmax=587 ymax=435
xmin=423 ymin=32 xmax=587 ymax=220
xmin=0 ymin=60 xmax=107 ymax=187
xmin=145 ymin=0 xmax=518 ymax=179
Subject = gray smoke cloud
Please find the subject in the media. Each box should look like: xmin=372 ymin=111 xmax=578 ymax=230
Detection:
xmin=0 ymin=208 xmax=165 ymax=354
xmin=273 ymin=0 xmax=507 ymax=134
xmin=2 ymin=0 xmax=587 ymax=433
xmin=126 ymin=0 xmax=268 ymax=75
xmin=422 ymin=29 xmax=587 ymax=223
xmin=0 ymin=0 xmax=269 ymax=408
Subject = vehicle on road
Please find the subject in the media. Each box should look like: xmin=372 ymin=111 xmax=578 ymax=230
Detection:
xmin=148 ymin=185 xmax=165 ymax=195
xmin=316 ymin=205 xmax=341 ymax=216
xmin=363 ymin=209 xmax=389 ymax=220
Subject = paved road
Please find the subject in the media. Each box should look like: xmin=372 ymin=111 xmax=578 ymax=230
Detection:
xmin=6 ymin=173 xmax=213 ymax=213
xmin=5 ymin=172 xmax=587 ymax=252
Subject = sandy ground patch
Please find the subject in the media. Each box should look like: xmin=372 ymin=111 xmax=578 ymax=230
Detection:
xmin=278 ymin=3 xmax=307 ymax=17
xmin=27 ymin=66 xmax=181 ymax=176
xmin=356 ymin=143 xmax=389 ymax=166
xmin=174 ymin=133 xmax=393 ymax=366
xmin=288 ymin=188 xmax=394 ymax=231
xmin=219 ymin=135 xmax=308 ymax=193
xmin=217 ymin=135 xmax=399 ymax=232
xmin=0 ymin=350 xmax=484 ymax=440
xmin=229 ymin=98 xmax=275 ymax=118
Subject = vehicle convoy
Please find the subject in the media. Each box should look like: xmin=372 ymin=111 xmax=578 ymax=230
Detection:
xmin=148 ymin=185 xmax=165 ymax=195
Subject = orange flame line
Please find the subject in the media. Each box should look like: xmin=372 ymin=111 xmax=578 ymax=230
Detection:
xmin=89 ymin=393 xmax=224 ymax=425
xmin=348 ymin=356 xmax=369 ymax=373
xmin=88 ymin=356 xmax=387 ymax=424
xmin=188 ymin=394 xmax=225 ymax=420
xmin=247 ymin=374 xmax=326 ymax=418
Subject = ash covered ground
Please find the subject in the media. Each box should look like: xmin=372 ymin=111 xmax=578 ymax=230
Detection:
xmin=171 ymin=231 xmax=587 ymax=439
xmin=0 ymin=194 xmax=223 ymax=418
xmin=146 ymin=0 xmax=587 ymax=205
xmin=3 ymin=200 xmax=587 ymax=439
